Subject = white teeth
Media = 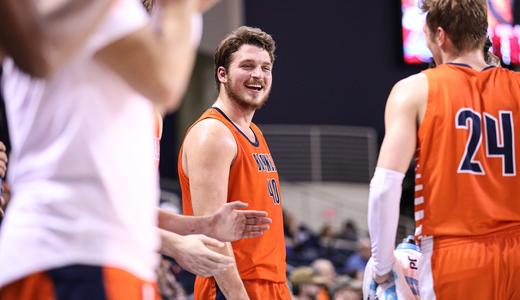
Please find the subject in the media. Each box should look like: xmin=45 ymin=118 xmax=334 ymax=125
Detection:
xmin=245 ymin=84 xmax=262 ymax=90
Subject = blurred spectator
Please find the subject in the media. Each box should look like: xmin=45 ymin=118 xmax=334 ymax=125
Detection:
xmin=330 ymin=275 xmax=362 ymax=300
xmin=283 ymin=209 xmax=298 ymax=246
xmin=336 ymin=219 xmax=359 ymax=241
xmin=318 ymin=223 xmax=335 ymax=247
xmin=311 ymin=258 xmax=337 ymax=300
xmin=284 ymin=210 xmax=322 ymax=266
xmin=293 ymin=224 xmax=321 ymax=263
xmin=342 ymin=237 xmax=371 ymax=280
xmin=156 ymin=257 xmax=187 ymax=300
xmin=290 ymin=266 xmax=328 ymax=300
xmin=311 ymin=258 xmax=337 ymax=287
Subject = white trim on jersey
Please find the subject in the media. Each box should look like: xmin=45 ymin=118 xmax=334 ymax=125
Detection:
xmin=419 ymin=237 xmax=437 ymax=300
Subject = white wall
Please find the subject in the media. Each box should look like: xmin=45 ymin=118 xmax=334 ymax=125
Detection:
xmin=281 ymin=182 xmax=369 ymax=234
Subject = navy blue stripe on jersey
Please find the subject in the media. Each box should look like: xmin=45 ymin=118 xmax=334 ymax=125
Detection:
xmin=482 ymin=65 xmax=496 ymax=71
xmin=211 ymin=107 xmax=260 ymax=147
xmin=447 ymin=62 xmax=495 ymax=72
xmin=447 ymin=62 xmax=472 ymax=68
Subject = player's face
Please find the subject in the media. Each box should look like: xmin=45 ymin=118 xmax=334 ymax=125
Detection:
xmin=423 ymin=24 xmax=442 ymax=65
xmin=223 ymin=44 xmax=272 ymax=110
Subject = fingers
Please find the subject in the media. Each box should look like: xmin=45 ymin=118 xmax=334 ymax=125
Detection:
xmin=203 ymin=249 xmax=234 ymax=265
xmin=0 ymin=145 xmax=8 ymax=178
xmin=186 ymin=255 xmax=230 ymax=277
xmin=225 ymin=201 xmax=248 ymax=210
xmin=0 ymin=155 xmax=8 ymax=165
xmin=179 ymin=235 xmax=234 ymax=277
xmin=240 ymin=210 xmax=268 ymax=218
xmin=197 ymin=247 xmax=234 ymax=276
xmin=239 ymin=224 xmax=270 ymax=239
xmin=374 ymin=271 xmax=393 ymax=285
xmin=245 ymin=224 xmax=269 ymax=232
xmin=242 ymin=231 xmax=264 ymax=239
xmin=199 ymin=234 xmax=225 ymax=248
xmin=245 ymin=216 xmax=272 ymax=225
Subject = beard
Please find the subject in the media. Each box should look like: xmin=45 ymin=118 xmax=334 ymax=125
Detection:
xmin=224 ymin=78 xmax=271 ymax=111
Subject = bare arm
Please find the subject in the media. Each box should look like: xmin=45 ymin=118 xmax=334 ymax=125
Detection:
xmin=182 ymin=119 xmax=249 ymax=300
xmin=377 ymin=74 xmax=428 ymax=172
xmin=369 ymin=74 xmax=427 ymax=283
xmin=158 ymin=209 xmax=211 ymax=236
xmin=0 ymin=0 xmax=113 ymax=77
xmin=158 ymin=202 xmax=271 ymax=241
xmin=94 ymin=0 xmax=204 ymax=113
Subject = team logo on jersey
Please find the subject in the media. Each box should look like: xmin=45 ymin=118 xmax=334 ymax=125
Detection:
xmin=252 ymin=153 xmax=277 ymax=172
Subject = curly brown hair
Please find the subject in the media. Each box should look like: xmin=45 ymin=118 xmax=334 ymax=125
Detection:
xmin=421 ymin=0 xmax=487 ymax=52
xmin=214 ymin=26 xmax=276 ymax=91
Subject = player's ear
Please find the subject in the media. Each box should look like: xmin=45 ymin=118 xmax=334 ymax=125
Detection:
xmin=436 ymin=27 xmax=447 ymax=47
xmin=217 ymin=66 xmax=227 ymax=83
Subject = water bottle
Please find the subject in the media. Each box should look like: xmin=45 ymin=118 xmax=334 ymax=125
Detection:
xmin=393 ymin=235 xmax=421 ymax=299
xmin=363 ymin=235 xmax=422 ymax=300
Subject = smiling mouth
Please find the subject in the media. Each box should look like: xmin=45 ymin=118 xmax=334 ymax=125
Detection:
xmin=245 ymin=84 xmax=263 ymax=91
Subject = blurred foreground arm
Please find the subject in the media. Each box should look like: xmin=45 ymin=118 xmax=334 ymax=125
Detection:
xmin=0 ymin=0 xmax=113 ymax=77
xmin=95 ymin=0 xmax=219 ymax=112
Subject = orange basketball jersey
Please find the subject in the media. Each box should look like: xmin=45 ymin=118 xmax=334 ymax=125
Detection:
xmin=178 ymin=107 xmax=287 ymax=283
xmin=415 ymin=63 xmax=520 ymax=239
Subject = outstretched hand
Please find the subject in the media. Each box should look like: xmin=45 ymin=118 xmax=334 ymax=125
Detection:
xmin=161 ymin=231 xmax=234 ymax=277
xmin=209 ymin=201 xmax=272 ymax=242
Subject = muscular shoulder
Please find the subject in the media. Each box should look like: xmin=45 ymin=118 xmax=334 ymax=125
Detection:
xmin=390 ymin=73 xmax=428 ymax=105
xmin=184 ymin=118 xmax=237 ymax=158
xmin=182 ymin=118 xmax=238 ymax=179
xmin=386 ymin=73 xmax=428 ymax=119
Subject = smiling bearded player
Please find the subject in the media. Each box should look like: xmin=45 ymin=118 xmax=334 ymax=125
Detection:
xmin=178 ymin=26 xmax=291 ymax=300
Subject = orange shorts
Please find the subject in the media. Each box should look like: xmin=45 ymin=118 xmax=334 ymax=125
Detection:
xmin=194 ymin=277 xmax=291 ymax=300
xmin=420 ymin=226 xmax=520 ymax=299
xmin=0 ymin=264 xmax=159 ymax=300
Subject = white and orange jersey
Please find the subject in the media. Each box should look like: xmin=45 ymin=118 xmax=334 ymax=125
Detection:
xmin=415 ymin=63 xmax=520 ymax=239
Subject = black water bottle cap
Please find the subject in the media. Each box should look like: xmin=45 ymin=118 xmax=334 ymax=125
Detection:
xmin=402 ymin=235 xmax=416 ymax=245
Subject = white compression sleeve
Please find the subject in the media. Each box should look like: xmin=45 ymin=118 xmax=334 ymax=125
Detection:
xmin=368 ymin=167 xmax=405 ymax=276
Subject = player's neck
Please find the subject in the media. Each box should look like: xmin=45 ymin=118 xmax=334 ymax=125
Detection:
xmin=443 ymin=49 xmax=488 ymax=71
xmin=213 ymin=97 xmax=255 ymax=130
